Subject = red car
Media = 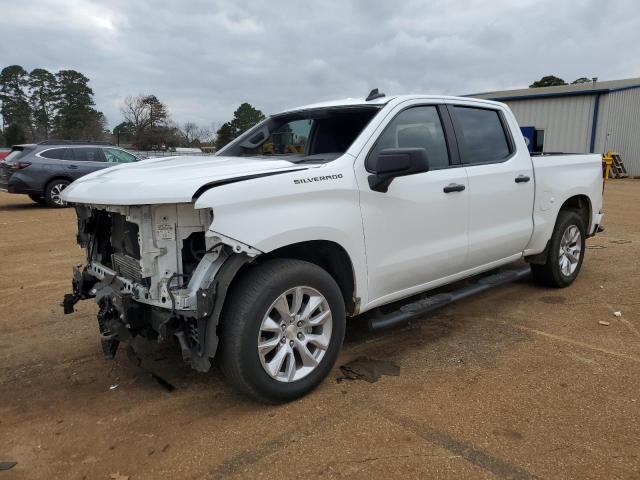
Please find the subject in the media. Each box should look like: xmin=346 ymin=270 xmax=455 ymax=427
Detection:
xmin=0 ymin=150 xmax=10 ymax=161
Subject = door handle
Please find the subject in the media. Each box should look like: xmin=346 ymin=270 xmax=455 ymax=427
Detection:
xmin=515 ymin=175 xmax=530 ymax=183
xmin=68 ymin=164 xmax=79 ymax=170
xmin=443 ymin=183 xmax=466 ymax=193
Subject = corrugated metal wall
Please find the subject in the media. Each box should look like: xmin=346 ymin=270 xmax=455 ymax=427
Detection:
xmin=504 ymin=96 xmax=596 ymax=153
xmin=595 ymin=89 xmax=640 ymax=175
xmin=498 ymin=90 xmax=640 ymax=175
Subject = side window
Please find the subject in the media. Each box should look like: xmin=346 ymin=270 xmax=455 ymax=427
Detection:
xmin=104 ymin=148 xmax=137 ymax=163
xmin=40 ymin=148 xmax=68 ymax=160
xmin=73 ymin=148 xmax=104 ymax=162
xmin=453 ymin=106 xmax=512 ymax=164
xmin=368 ymin=106 xmax=450 ymax=170
xmin=62 ymin=148 xmax=75 ymax=161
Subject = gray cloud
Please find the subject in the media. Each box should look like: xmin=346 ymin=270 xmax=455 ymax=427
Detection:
xmin=2 ymin=0 xmax=639 ymax=128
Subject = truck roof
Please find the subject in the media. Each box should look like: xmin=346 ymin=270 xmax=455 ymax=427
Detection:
xmin=281 ymin=94 xmax=503 ymax=114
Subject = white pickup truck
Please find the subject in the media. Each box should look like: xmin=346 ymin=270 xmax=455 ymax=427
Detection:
xmin=62 ymin=90 xmax=604 ymax=402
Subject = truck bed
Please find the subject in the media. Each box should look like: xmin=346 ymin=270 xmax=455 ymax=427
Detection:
xmin=526 ymin=153 xmax=604 ymax=256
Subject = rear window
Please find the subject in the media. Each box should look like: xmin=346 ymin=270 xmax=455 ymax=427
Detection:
xmin=453 ymin=106 xmax=512 ymax=164
xmin=5 ymin=147 xmax=31 ymax=162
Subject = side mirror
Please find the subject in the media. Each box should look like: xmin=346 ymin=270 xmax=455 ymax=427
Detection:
xmin=368 ymin=148 xmax=430 ymax=192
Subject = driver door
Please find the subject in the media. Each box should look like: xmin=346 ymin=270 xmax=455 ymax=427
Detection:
xmin=355 ymin=102 xmax=469 ymax=307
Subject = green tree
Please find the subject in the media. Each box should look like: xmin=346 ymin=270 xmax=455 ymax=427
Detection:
xmin=0 ymin=65 xmax=32 ymax=138
xmin=529 ymin=75 xmax=567 ymax=88
xmin=142 ymin=95 xmax=168 ymax=130
xmin=230 ymin=102 xmax=265 ymax=135
xmin=53 ymin=69 xmax=105 ymax=140
xmin=113 ymin=121 xmax=136 ymax=145
xmin=215 ymin=122 xmax=235 ymax=150
xmin=28 ymin=68 xmax=58 ymax=140
xmin=161 ymin=123 xmax=185 ymax=149
xmin=214 ymin=102 xmax=265 ymax=150
xmin=4 ymin=123 xmax=27 ymax=145
xmin=571 ymin=77 xmax=592 ymax=84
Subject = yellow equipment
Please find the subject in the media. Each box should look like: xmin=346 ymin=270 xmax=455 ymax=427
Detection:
xmin=602 ymin=151 xmax=628 ymax=179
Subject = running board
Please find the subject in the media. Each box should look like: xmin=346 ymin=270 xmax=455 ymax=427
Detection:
xmin=368 ymin=267 xmax=531 ymax=330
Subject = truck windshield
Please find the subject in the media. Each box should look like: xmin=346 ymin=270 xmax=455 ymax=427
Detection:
xmin=219 ymin=106 xmax=381 ymax=163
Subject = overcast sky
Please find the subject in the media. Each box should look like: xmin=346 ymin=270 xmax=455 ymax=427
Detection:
xmin=2 ymin=0 xmax=639 ymax=130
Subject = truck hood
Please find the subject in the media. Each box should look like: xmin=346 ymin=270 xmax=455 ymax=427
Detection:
xmin=62 ymin=155 xmax=311 ymax=205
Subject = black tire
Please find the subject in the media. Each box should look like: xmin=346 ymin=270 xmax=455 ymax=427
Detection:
xmin=28 ymin=194 xmax=46 ymax=205
xmin=44 ymin=179 xmax=71 ymax=208
xmin=219 ymin=259 xmax=346 ymax=403
xmin=531 ymin=210 xmax=586 ymax=288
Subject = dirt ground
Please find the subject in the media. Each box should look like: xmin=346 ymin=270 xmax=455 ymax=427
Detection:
xmin=1 ymin=181 xmax=639 ymax=480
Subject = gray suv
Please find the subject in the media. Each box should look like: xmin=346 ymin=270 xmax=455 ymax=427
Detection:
xmin=0 ymin=141 xmax=145 ymax=207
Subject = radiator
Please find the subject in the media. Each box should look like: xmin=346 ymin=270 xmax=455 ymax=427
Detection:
xmin=111 ymin=253 xmax=143 ymax=283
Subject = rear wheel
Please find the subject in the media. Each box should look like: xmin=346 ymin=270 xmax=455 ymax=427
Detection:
xmin=220 ymin=259 xmax=346 ymax=403
xmin=28 ymin=194 xmax=46 ymax=205
xmin=531 ymin=210 xmax=586 ymax=288
xmin=44 ymin=179 xmax=70 ymax=208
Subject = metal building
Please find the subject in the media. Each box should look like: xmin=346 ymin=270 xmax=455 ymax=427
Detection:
xmin=468 ymin=77 xmax=640 ymax=175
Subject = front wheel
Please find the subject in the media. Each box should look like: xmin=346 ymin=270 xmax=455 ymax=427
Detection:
xmin=531 ymin=210 xmax=586 ymax=288
xmin=219 ymin=259 xmax=346 ymax=403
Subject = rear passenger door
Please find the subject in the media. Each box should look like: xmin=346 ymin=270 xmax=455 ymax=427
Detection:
xmin=38 ymin=147 xmax=76 ymax=176
xmin=448 ymin=104 xmax=534 ymax=269
xmin=66 ymin=147 xmax=109 ymax=179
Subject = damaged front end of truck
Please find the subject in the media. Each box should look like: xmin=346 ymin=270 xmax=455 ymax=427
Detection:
xmin=63 ymin=203 xmax=259 ymax=372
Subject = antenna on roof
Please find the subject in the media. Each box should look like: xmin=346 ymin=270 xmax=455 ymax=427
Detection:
xmin=366 ymin=88 xmax=386 ymax=101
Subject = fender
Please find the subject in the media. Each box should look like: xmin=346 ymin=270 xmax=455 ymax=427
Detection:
xmin=193 ymin=155 xmax=370 ymax=306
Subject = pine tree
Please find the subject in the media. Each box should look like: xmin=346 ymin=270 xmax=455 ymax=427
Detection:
xmin=0 ymin=65 xmax=32 ymax=139
xmin=215 ymin=103 xmax=265 ymax=150
xmin=53 ymin=70 xmax=105 ymax=140
xmin=28 ymin=68 xmax=58 ymax=139
xmin=215 ymin=122 xmax=235 ymax=150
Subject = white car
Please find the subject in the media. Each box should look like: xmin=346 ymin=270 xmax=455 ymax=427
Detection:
xmin=62 ymin=90 xmax=604 ymax=402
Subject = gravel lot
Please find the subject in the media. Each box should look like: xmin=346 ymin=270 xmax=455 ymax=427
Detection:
xmin=1 ymin=181 xmax=639 ymax=479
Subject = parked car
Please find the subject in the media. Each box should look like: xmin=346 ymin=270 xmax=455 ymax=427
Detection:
xmin=62 ymin=91 xmax=604 ymax=402
xmin=0 ymin=148 xmax=11 ymax=161
xmin=0 ymin=141 xmax=145 ymax=207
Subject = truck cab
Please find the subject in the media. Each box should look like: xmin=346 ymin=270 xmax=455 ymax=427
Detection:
xmin=62 ymin=91 xmax=604 ymax=402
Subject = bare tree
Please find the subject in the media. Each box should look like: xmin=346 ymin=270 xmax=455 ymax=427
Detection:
xmin=182 ymin=122 xmax=211 ymax=145
xmin=121 ymin=95 xmax=150 ymax=131
xmin=121 ymin=94 xmax=170 ymax=149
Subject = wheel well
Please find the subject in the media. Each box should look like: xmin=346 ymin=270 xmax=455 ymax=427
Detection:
xmin=560 ymin=195 xmax=591 ymax=231
xmin=258 ymin=240 xmax=357 ymax=315
xmin=526 ymin=194 xmax=593 ymax=265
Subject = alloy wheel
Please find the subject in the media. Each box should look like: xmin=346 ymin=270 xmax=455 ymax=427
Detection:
xmin=558 ymin=224 xmax=582 ymax=276
xmin=257 ymin=286 xmax=332 ymax=382
xmin=50 ymin=183 xmax=68 ymax=206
